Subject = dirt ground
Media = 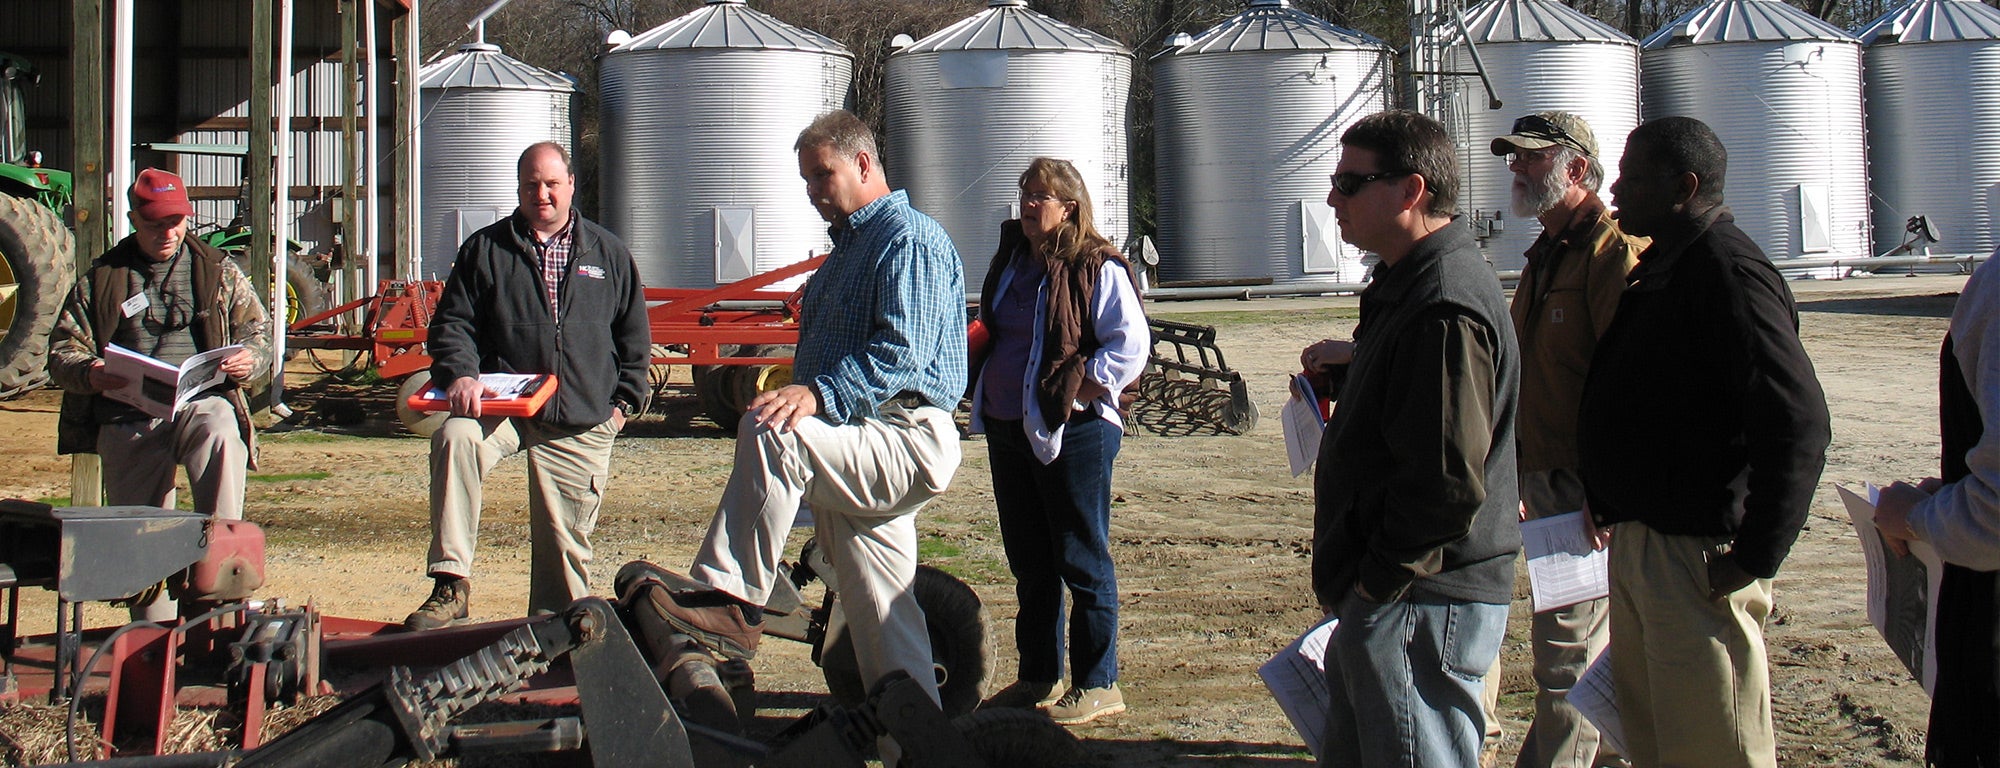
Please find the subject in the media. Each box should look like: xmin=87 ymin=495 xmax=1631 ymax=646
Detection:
xmin=0 ymin=270 xmax=1971 ymax=766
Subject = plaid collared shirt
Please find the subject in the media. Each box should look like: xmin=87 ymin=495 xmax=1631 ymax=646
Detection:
xmin=531 ymin=214 xmax=577 ymax=319
xmin=794 ymin=190 xmax=967 ymax=424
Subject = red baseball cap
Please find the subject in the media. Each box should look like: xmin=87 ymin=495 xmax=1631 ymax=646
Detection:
xmin=131 ymin=168 xmax=194 ymax=220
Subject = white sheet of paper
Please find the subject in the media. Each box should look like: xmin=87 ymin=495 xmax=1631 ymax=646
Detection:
xmin=1521 ymin=510 xmax=1610 ymax=613
xmin=1281 ymin=374 xmax=1325 ymax=477
xmin=1839 ymin=483 xmax=1943 ymax=694
xmin=418 ymin=372 xmax=546 ymax=401
xmin=1258 ymin=618 xmax=1338 ymax=758
xmin=1571 ymin=652 xmax=1626 ymax=756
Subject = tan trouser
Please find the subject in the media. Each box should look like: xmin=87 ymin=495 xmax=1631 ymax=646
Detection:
xmin=1513 ymin=469 xmax=1611 ymax=768
xmin=98 ymin=395 xmax=248 ymax=621
xmin=1607 ymin=523 xmax=1776 ymax=768
xmin=690 ymin=404 xmax=960 ymax=733
xmin=427 ymin=415 xmax=617 ymax=615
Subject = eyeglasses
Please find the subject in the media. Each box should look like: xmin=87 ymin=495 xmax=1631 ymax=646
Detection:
xmin=1505 ymin=149 xmax=1555 ymax=168
xmin=1019 ymin=191 xmax=1067 ymax=207
xmin=1330 ymin=170 xmax=1411 ymax=197
xmin=1508 ymin=114 xmax=1589 ymax=156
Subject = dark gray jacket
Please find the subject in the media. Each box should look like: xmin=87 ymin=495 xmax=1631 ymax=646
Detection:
xmin=1312 ymin=220 xmax=1522 ymax=610
xmin=429 ymin=213 xmax=651 ymax=429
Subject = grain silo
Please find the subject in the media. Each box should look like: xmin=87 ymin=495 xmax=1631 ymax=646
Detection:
xmin=1855 ymin=0 xmax=2000 ymax=260
xmin=886 ymin=0 xmax=1132 ymax=287
xmin=1447 ymin=0 xmax=1640 ymax=272
xmin=599 ymin=0 xmax=852 ymax=289
xmin=418 ymin=39 xmax=577 ymax=280
xmin=1642 ymin=0 xmax=1872 ymax=270
xmin=1153 ymin=0 xmax=1392 ymax=285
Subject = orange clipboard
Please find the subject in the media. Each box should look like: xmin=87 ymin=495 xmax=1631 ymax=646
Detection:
xmin=405 ymin=374 xmax=558 ymax=417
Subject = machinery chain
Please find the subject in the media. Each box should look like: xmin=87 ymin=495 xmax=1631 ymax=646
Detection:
xmin=384 ymin=623 xmax=555 ymax=760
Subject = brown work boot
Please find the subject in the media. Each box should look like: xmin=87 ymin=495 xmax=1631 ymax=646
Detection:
xmin=404 ymin=576 xmax=470 ymax=631
xmin=644 ymin=586 xmax=763 ymax=660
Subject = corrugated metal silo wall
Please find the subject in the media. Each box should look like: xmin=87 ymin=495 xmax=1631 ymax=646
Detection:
xmin=599 ymin=48 xmax=851 ymax=290
xmin=1449 ymin=41 xmax=1640 ymax=272
xmin=1154 ymin=48 xmax=1390 ymax=284
xmin=420 ymin=89 xmax=574 ymax=280
xmin=1642 ymin=41 xmax=1872 ymax=264
xmin=885 ymin=49 xmax=1132 ymax=290
xmin=1864 ymin=39 xmax=2000 ymax=259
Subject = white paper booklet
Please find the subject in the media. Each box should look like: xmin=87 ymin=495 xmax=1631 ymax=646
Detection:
xmin=101 ymin=343 xmax=245 ymax=419
xmin=413 ymin=372 xmax=547 ymax=401
xmin=1838 ymin=483 xmax=1942 ymax=694
xmin=1521 ymin=510 xmax=1611 ymax=613
xmin=1259 ymin=618 xmax=1338 ymax=758
xmin=1281 ymin=374 xmax=1326 ymax=477
xmin=1571 ymin=652 xmax=1627 ymax=756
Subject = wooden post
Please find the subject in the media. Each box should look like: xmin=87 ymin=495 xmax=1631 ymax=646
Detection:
xmin=394 ymin=6 xmax=421 ymax=280
xmin=247 ymin=0 xmax=275 ymax=301
xmin=71 ymin=0 xmax=107 ymax=505
xmin=340 ymin=0 xmax=361 ymax=305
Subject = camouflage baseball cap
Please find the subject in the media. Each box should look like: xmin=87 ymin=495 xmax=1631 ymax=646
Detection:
xmin=1490 ymin=111 xmax=1598 ymax=158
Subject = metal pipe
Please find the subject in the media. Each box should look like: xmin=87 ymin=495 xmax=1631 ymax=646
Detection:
xmin=111 ymin=0 xmax=133 ymax=238
xmin=401 ymin=3 xmax=422 ymax=280
xmin=272 ymin=0 xmax=294 ymax=404
xmin=363 ymin=0 xmax=380 ymax=292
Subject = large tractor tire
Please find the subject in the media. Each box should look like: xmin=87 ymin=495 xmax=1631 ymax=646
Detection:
xmin=394 ymin=370 xmax=449 ymax=438
xmin=692 ymin=344 xmax=793 ymax=432
xmin=953 ymin=709 xmax=1087 ymax=767
xmin=0 ymin=194 xmax=74 ymax=399
xmin=819 ymin=564 xmax=992 ymax=717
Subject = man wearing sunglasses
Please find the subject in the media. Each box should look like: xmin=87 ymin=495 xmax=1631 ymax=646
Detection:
xmin=1579 ymin=116 xmax=1829 ymax=768
xmin=1484 ymin=111 xmax=1644 ymax=768
xmin=1299 ymin=110 xmax=1521 ymax=768
xmin=48 ymin=168 xmax=270 ymax=620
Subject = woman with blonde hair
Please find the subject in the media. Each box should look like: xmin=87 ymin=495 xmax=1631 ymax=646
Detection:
xmin=970 ymin=157 xmax=1147 ymax=724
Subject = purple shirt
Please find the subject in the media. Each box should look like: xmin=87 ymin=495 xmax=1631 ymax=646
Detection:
xmin=979 ymin=248 xmax=1047 ymax=420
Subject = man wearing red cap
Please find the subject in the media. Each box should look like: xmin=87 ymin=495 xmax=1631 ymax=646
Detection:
xmin=47 ymin=167 xmax=270 ymax=620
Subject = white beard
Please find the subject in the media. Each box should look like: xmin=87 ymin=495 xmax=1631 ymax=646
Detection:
xmin=1510 ymin=166 xmax=1568 ymax=219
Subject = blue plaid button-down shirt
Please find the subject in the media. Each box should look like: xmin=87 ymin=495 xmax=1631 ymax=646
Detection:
xmin=795 ymin=190 xmax=967 ymax=425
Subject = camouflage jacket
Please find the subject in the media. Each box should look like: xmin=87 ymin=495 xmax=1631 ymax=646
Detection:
xmin=49 ymin=235 xmax=271 ymax=464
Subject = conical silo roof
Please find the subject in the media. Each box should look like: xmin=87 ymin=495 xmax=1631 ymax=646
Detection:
xmin=420 ymin=42 xmax=578 ymax=92
xmin=1160 ymin=0 xmax=1385 ymax=55
xmin=899 ymin=0 xmax=1129 ymax=54
xmin=1855 ymin=0 xmax=2000 ymax=45
xmin=1642 ymin=0 xmax=1856 ymax=48
xmin=1462 ymin=0 xmax=1636 ymax=43
xmin=614 ymin=0 xmax=850 ymax=55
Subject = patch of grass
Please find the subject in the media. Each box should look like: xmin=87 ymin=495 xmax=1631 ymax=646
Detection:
xmin=34 ymin=496 xmax=68 ymax=506
xmin=917 ymin=539 xmax=963 ymax=560
xmin=260 ymin=431 xmax=346 ymax=444
xmin=248 ymin=471 xmax=331 ymax=483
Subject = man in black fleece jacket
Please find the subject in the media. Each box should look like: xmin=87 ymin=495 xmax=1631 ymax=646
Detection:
xmin=1300 ymin=110 xmax=1521 ymax=768
xmin=1579 ymin=116 xmax=1831 ymax=768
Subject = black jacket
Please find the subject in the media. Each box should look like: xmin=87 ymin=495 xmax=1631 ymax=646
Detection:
xmin=428 ymin=213 xmax=651 ymax=429
xmin=1312 ymin=221 xmax=1522 ymax=610
xmin=1578 ymin=207 xmax=1831 ymax=579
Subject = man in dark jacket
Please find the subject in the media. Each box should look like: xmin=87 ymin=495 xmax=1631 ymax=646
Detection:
xmin=1579 ymin=116 xmax=1831 ymax=768
xmin=1299 ymin=110 xmax=1521 ymax=768
xmin=404 ymin=142 xmax=652 ymax=629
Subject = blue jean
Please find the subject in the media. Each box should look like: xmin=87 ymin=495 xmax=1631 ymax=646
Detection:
xmin=985 ymin=414 xmax=1121 ymax=688
xmin=1320 ymin=594 xmax=1507 ymax=768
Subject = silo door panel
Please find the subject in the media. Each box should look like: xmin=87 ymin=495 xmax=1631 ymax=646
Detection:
xmin=457 ymin=208 xmax=509 ymax=246
xmin=1300 ymin=199 xmax=1343 ymax=276
xmin=1797 ymin=185 xmax=1831 ymax=254
xmin=939 ymin=51 xmax=1008 ymax=89
xmin=714 ymin=207 xmax=757 ymax=283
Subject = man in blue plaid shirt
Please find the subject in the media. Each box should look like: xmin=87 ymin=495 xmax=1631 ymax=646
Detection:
xmin=645 ymin=110 xmax=967 ymax=728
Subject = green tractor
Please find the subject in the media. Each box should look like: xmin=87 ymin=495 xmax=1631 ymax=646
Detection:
xmin=0 ymin=52 xmax=76 ymax=399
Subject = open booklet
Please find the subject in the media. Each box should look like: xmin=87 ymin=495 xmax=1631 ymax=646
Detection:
xmin=1838 ymin=483 xmax=1942 ymax=693
xmin=406 ymin=372 xmax=559 ymax=417
xmin=101 ymin=343 xmax=245 ymax=420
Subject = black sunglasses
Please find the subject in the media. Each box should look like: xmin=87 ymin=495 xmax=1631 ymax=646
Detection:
xmin=1330 ymin=170 xmax=1411 ymax=197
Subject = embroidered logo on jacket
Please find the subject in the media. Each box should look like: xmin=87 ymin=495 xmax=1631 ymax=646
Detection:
xmin=576 ymin=265 xmax=606 ymax=280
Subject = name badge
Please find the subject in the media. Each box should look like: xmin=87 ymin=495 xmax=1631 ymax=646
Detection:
xmin=122 ymin=292 xmax=149 ymax=318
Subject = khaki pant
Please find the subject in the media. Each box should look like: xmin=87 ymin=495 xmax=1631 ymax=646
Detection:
xmin=427 ymin=415 xmax=617 ymax=615
xmin=690 ymin=403 xmax=960 ymax=755
xmin=1514 ymin=469 xmax=1611 ymax=768
xmin=1607 ymin=522 xmax=1775 ymax=768
xmin=98 ymin=395 xmax=248 ymax=621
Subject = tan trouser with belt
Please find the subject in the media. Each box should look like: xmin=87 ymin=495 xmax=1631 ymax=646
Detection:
xmin=427 ymin=415 xmax=617 ymax=615
xmin=1608 ymin=522 xmax=1776 ymax=768
xmin=689 ymin=403 xmax=960 ymax=763
xmin=98 ymin=395 xmax=248 ymax=621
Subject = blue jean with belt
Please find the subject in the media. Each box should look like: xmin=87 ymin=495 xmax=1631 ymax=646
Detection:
xmin=1320 ymin=592 xmax=1507 ymax=768
xmin=985 ymin=413 xmax=1122 ymax=689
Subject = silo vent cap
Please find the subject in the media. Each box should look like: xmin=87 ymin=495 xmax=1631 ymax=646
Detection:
xmin=458 ymin=42 xmax=502 ymax=53
xmin=1165 ymin=32 xmax=1194 ymax=48
xmin=1249 ymin=0 xmax=1293 ymax=7
xmin=988 ymin=0 xmax=1029 ymax=6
